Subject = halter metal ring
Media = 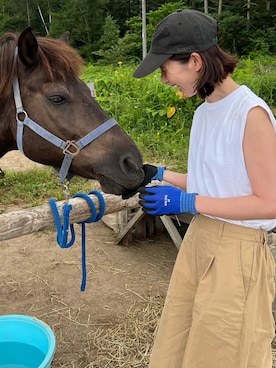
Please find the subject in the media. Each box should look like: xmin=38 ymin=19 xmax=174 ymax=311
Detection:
xmin=63 ymin=140 xmax=80 ymax=157
xmin=16 ymin=110 xmax=28 ymax=122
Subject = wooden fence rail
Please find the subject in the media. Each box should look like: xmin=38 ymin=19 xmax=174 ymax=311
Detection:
xmin=0 ymin=193 xmax=139 ymax=241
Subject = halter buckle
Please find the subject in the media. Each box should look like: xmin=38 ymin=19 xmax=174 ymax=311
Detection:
xmin=63 ymin=140 xmax=80 ymax=157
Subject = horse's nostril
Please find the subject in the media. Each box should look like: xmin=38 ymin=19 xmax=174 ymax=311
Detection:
xmin=120 ymin=154 xmax=140 ymax=177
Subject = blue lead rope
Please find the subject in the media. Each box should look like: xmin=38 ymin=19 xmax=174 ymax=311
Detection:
xmin=49 ymin=190 xmax=105 ymax=291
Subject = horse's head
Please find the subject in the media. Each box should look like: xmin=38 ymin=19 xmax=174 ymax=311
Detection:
xmin=2 ymin=28 xmax=144 ymax=195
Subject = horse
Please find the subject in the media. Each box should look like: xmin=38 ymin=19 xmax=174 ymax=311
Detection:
xmin=0 ymin=27 xmax=144 ymax=195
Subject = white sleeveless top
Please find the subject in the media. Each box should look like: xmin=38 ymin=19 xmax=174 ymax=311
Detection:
xmin=187 ymin=85 xmax=276 ymax=230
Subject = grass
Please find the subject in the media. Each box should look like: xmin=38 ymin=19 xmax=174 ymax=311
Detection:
xmin=0 ymin=167 xmax=98 ymax=211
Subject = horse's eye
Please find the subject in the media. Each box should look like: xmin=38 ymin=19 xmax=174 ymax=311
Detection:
xmin=48 ymin=95 xmax=66 ymax=105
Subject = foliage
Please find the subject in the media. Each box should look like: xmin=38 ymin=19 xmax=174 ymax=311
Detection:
xmin=213 ymin=12 xmax=249 ymax=55
xmin=96 ymin=15 xmax=120 ymax=51
xmin=101 ymin=0 xmax=185 ymax=36
xmin=47 ymin=0 xmax=109 ymax=59
xmin=82 ymin=54 xmax=276 ymax=170
xmin=0 ymin=0 xmax=275 ymax=60
xmin=92 ymin=16 xmax=137 ymax=65
xmin=213 ymin=10 xmax=276 ymax=56
xmin=248 ymin=26 xmax=276 ymax=57
xmin=233 ymin=55 xmax=276 ymax=109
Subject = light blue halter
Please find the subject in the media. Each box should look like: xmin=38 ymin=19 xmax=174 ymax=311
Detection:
xmin=13 ymin=47 xmax=117 ymax=183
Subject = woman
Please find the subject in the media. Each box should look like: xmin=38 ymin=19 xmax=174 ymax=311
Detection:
xmin=133 ymin=9 xmax=276 ymax=368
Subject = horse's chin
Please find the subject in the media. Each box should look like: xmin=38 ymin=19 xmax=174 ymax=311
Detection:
xmin=95 ymin=172 xmax=144 ymax=196
xmin=99 ymin=181 xmax=128 ymax=195
xmin=98 ymin=176 xmax=143 ymax=196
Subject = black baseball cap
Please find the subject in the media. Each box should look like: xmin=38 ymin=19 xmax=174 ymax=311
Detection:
xmin=133 ymin=9 xmax=218 ymax=78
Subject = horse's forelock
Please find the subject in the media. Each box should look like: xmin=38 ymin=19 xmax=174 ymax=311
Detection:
xmin=0 ymin=32 xmax=84 ymax=101
xmin=37 ymin=37 xmax=84 ymax=82
xmin=0 ymin=33 xmax=17 ymax=100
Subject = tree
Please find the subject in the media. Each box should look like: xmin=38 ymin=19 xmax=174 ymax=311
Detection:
xmin=214 ymin=11 xmax=250 ymax=55
xmin=0 ymin=0 xmax=62 ymax=36
xmin=96 ymin=15 xmax=120 ymax=51
xmin=49 ymin=0 xmax=109 ymax=58
xmin=0 ymin=0 xmax=275 ymax=60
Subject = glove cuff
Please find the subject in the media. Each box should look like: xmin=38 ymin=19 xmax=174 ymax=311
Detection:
xmin=152 ymin=166 xmax=166 ymax=181
xmin=180 ymin=192 xmax=199 ymax=215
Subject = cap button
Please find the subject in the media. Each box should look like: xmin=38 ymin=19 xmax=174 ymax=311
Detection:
xmin=176 ymin=9 xmax=183 ymax=12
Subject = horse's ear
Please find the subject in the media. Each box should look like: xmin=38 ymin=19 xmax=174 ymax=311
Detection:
xmin=59 ymin=32 xmax=70 ymax=44
xmin=17 ymin=27 xmax=39 ymax=69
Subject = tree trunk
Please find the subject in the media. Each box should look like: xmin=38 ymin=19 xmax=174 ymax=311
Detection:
xmin=204 ymin=0 xmax=208 ymax=14
xmin=246 ymin=0 xmax=250 ymax=21
xmin=266 ymin=0 xmax=271 ymax=10
xmin=141 ymin=0 xmax=147 ymax=59
xmin=218 ymin=0 xmax=222 ymax=14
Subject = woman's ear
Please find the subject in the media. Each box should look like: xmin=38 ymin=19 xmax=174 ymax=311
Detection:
xmin=190 ymin=52 xmax=202 ymax=72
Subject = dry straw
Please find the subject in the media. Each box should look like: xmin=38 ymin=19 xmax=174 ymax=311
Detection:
xmin=84 ymin=294 xmax=164 ymax=368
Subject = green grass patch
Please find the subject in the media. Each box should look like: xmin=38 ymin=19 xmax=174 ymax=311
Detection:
xmin=0 ymin=167 xmax=97 ymax=210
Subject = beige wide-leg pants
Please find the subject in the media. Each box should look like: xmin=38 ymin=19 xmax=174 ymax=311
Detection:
xmin=149 ymin=215 xmax=275 ymax=368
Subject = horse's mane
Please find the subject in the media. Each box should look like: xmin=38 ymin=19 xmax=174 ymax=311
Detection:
xmin=0 ymin=32 xmax=84 ymax=100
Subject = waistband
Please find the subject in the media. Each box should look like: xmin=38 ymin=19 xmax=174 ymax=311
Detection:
xmin=192 ymin=215 xmax=267 ymax=243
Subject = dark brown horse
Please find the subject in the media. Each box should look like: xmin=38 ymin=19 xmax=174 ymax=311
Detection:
xmin=0 ymin=28 xmax=144 ymax=194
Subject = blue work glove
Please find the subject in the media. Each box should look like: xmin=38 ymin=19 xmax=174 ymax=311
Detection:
xmin=147 ymin=165 xmax=166 ymax=182
xmin=122 ymin=164 xmax=166 ymax=199
xmin=138 ymin=186 xmax=199 ymax=216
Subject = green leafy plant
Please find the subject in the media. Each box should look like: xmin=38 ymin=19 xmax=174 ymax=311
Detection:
xmin=233 ymin=55 xmax=276 ymax=108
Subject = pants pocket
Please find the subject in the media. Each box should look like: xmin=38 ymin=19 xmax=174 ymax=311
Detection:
xmin=200 ymin=256 xmax=215 ymax=282
xmin=239 ymin=241 xmax=255 ymax=301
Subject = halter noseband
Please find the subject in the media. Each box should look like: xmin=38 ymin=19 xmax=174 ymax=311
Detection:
xmin=13 ymin=47 xmax=117 ymax=183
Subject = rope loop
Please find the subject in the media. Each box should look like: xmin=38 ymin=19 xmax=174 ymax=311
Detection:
xmin=48 ymin=200 xmax=75 ymax=248
xmin=49 ymin=191 xmax=105 ymax=291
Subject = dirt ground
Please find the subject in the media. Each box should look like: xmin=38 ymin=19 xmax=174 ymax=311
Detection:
xmin=0 ymin=151 xmax=177 ymax=367
xmin=1 ymin=152 xmax=276 ymax=368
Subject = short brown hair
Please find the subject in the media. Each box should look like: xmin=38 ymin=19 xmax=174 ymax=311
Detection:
xmin=170 ymin=46 xmax=238 ymax=99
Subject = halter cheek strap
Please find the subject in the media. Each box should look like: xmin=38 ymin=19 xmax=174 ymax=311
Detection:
xmin=13 ymin=47 xmax=117 ymax=183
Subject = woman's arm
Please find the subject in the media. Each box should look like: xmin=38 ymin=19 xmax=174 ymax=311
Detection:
xmin=195 ymin=106 xmax=276 ymax=220
xmin=163 ymin=170 xmax=188 ymax=191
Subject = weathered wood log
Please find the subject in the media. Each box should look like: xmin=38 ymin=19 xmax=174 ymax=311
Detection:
xmin=0 ymin=193 xmax=139 ymax=241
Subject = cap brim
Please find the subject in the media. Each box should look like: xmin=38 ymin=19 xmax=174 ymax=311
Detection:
xmin=133 ymin=52 xmax=172 ymax=78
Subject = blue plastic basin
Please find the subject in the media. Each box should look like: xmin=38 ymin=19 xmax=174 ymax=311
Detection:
xmin=0 ymin=315 xmax=56 ymax=368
